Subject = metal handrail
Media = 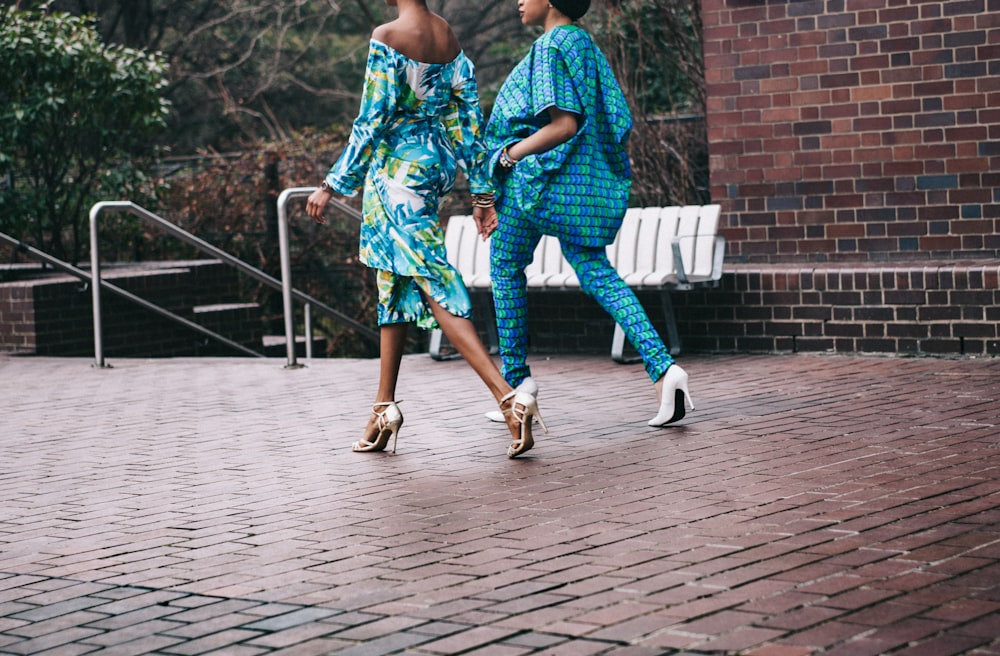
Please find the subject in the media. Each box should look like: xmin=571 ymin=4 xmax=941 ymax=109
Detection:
xmin=277 ymin=187 xmax=367 ymax=368
xmin=0 ymin=231 xmax=261 ymax=361
xmin=89 ymin=200 xmax=378 ymax=368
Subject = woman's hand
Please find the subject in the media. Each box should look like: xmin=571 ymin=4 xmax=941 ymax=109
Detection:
xmin=306 ymin=187 xmax=334 ymax=224
xmin=473 ymin=205 xmax=498 ymax=240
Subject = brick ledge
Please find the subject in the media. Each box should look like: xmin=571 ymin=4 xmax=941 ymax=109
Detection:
xmin=724 ymin=260 xmax=1000 ymax=273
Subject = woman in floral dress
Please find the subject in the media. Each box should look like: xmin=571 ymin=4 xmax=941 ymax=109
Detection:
xmin=484 ymin=0 xmax=695 ymax=427
xmin=306 ymin=0 xmax=544 ymax=457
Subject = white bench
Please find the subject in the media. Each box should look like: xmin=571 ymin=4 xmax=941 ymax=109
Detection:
xmin=429 ymin=204 xmax=725 ymax=362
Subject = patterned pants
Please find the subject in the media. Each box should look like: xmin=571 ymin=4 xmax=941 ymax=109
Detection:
xmin=490 ymin=209 xmax=674 ymax=387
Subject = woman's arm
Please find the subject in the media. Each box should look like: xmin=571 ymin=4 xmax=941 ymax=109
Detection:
xmin=308 ymin=40 xmax=396 ymax=223
xmin=504 ymin=107 xmax=580 ymax=162
xmin=443 ymin=58 xmax=493 ymax=195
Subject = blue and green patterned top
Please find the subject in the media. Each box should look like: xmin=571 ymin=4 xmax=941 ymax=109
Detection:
xmin=325 ymin=39 xmax=493 ymax=277
xmin=485 ymin=25 xmax=633 ymax=247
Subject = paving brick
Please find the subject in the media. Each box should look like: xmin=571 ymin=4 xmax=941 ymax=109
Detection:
xmin=1 ymin=353 xmax=998 ymax=654
xmin=460 ymin=643 xmax=534 ymax=656
xmin=892 ymin=634 xmax=993 ymax=656
xmin=242 ymin=620 xmax=346 ymax=649
xmin=777 ymin=619 xmax=872 ymax=649
xmin=693 ymin=625 xmax=788 ymax=652
xmin=390 ymin=625 xmax=511 ymax=654
xmin=4 ymin=611 xmax=109 ymax=640
xmin=744 ymin=646 xmax=813 ymax=656
xmin=490 ymin=605 xmax=583 ymax=632
xmin=82 ymin=635 xmax=185 ymax=656
xmin=0 ymin=626 xmax=105 ymax=655
xmin=157 ymin=628 xmax=264 ymax=655
xmin=79 ymin=619 xmax=184 ymax=648
xmin=858 ymin=616 xmax=953 ymax=651
xmin=738 ymin=590 xmax=825 ymax=615
xmin=265 ymin=637 xmax=353 ymax=655
xmin=501 ymin=631 xmax=566 ymax=649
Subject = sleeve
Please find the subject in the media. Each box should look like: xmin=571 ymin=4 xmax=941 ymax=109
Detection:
xmin=530 ymin=38 xmax=585 ymax=119
xmin=325 ymin=42 xmax=398 ymax=196
xmin=442 ymin=56 xmax=494 ymax=195
xmin=483 ymin=56 xmax=535 ymax=175
xmin=596 ymin=52 xmax=633 ymax=148
xmin=523 ymin=32 xmax=585 ymax=175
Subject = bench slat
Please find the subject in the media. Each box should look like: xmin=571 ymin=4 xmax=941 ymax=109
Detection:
xmin=692 ymin=205 xmax=720 ymax=279
xmin=655 ymin=207 xmax=681 ymax=274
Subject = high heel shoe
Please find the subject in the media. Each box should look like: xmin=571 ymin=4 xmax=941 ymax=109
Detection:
xmin=485 ymin=377 xmax=538 ymax=423
xmin=648 ymin=365 xmax=694 ymax=427
xmin=353 ymin=401 xmax=403 ymax=453
xmin=500 ymin=389 xmax=548 ymax=458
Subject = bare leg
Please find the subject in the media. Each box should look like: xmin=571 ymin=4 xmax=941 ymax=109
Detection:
xmin=354 ymin=323 xmax=409 ymax=452
xmin=423 ymin=297 xmax=545 ymax=456
xmin=424 ymin=297 xmax=510 ymax=403
xmin=375 ymin=323 xmax=407 ymax=402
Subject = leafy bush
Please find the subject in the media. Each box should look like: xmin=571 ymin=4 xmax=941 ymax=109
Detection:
xmin=0 ymin=3 xmax=170 ymax=264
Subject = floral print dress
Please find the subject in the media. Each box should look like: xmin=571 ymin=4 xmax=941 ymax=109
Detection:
xmin=325 ymin=39 xmax=492 ymax=329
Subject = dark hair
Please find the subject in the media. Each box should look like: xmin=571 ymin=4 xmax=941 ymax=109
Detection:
xmin=549 ymin=0 xmax=590 ymax=20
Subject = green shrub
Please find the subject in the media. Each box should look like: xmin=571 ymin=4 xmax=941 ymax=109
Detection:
xmin=0 ymin=3 xmax=170 ymax=264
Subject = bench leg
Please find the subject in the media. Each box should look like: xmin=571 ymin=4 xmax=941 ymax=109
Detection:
xmin=611 ymin=290 xmax=682 ymax=363
xmin=611 ymin=323 xmax=643 ymax=364
xmin=661 ymin=290 xmax=681 ymax=356
xmin=428 ymin=328 xmax=449 ymax=361
xmin=483 ymin=304 xmax=499 ymax=355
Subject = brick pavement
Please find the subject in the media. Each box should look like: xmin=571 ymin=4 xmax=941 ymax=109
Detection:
xmin=0 ymin=352 xmax=998 ymax=655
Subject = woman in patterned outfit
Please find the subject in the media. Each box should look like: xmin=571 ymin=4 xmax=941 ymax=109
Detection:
xmin=306 ymin=0 xmax=545 ymax=457
xmin=484 ymin=0 xmax=694 ymax=426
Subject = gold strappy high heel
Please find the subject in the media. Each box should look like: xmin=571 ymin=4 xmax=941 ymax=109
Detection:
xmin=500 ymin=390 xmax=547 ymax=458
xmin=353 ymin=401 xmax=403 ymax=453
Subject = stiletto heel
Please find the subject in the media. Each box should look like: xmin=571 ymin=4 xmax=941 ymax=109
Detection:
xmin=501 ymin=389 xmax=547 ymax=458
xmin=648 ymin=365 xmax=694 ymax=427
xmin=353 ymin=401 xmax=403 ymax=453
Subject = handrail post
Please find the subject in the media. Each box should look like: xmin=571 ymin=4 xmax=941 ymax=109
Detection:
xmin=89 ymin=201 xmax=133 ymax=368
xmin=276 ymin=187 xmax=314 ymax=369
xmin=89 ymin=205 xmax=105 ymax=368
xmin=304 ymin=303 xmax=313 ymax=360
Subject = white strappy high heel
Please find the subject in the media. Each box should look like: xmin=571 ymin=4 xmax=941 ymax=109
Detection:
xmin=485 ymin=377 xmax=538 ymax=423
xmin=500 ymin=389 xmax=547 ymax=458
xmin=353 ymin=401 xmax=403 ymax=453
xmin=648 ymin=365 xmax=695 ymax=427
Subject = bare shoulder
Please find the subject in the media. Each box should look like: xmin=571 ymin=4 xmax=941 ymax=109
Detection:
xmin=371 ymin=20 xmax=399 ymax=46
xmin=430 ymin=13 xmax=461 ymax=57
xmin=373 ymin=13 xmax=459 ymax=63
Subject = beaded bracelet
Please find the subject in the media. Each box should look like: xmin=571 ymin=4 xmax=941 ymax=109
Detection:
xmin=498 ymin=146 xmax=518 ymax=170
xmin=471 ymin=192 xmax=495 ymax=208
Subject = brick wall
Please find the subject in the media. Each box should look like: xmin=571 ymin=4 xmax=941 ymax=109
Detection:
xmin=702 ymin=0 xmax=1000 ymax=263
xmin=673 ymin=261 xmax=1000 ymax=356
xmin=0 ymin=283 xmax=37 ymax=353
